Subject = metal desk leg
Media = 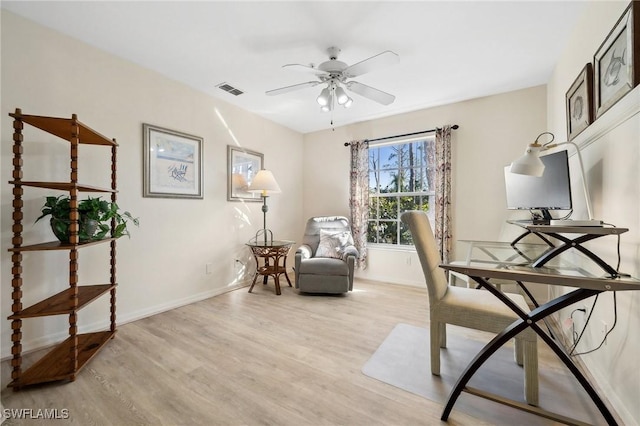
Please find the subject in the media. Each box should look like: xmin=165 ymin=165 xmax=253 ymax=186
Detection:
xmin=532 ymin=233 xmax=619 ymax=276
xmin=441 ymin=280 xmax=616 ymax=425
xmin=511 ymin=229 xmax=555 ymax=247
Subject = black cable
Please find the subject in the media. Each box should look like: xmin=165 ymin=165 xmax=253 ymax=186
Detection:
xmin=559 ymin=209 xmax=573 ymax=220
xmin=569 ymin=222 xmax=625 ymax=356
xmin=602 ymin=221 xmax=620 ymax=269
xmin=572 ymin=293 xmax=618 ymax=356
xmin=602 ymin=222 xmax=630 ymax=277
xmin=569 ymin=295 xmax=598 ymax=355
xmin=570 ymin=308 xmax=586 ymax=344
xmin=528 ymin=208 xmax=573 ymax=222
xmin=614 ymin=228 xmax=621 ymax=272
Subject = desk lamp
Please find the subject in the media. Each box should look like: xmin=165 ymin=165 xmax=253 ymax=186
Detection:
xmin=248 ymin=169 xmax=281 ymax=243
xmin=509 ymin=131 xmax=601 ymax=226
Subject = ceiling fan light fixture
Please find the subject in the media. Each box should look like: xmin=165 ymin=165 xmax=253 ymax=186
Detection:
xmin=267 ymin=47 xmax=399 ymax=114
xmin=321 ymin=93 xmax=335 ymax=112
xmin=335 ymin=86 xmax=349 ymax=105
xmin=316 ymin=87 xmax=330 ymax=106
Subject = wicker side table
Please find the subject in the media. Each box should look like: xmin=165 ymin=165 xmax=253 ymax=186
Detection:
xmin=246 ymin=240 xmax=294 ymax=295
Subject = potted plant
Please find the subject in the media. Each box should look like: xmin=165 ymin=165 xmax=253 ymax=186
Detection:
xmin=36 ymin=195 xmax=139 ymax=243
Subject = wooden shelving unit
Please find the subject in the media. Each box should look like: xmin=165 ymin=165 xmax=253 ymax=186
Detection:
xmin=8 ymin=108 xmax=119 ymax=389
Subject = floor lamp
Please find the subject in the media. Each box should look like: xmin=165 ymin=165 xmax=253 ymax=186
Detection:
xmin=509 ymin=131 xmax=602 ymax=226
xmin=248 ymin=169 xmax=281 ymax=244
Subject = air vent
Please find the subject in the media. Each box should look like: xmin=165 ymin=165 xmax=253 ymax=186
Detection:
xmin=216 ymin=82 xmax=244 ymax=96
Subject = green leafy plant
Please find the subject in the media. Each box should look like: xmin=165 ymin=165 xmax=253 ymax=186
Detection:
xmin=36 ymin=195 xmax=139 ymax=242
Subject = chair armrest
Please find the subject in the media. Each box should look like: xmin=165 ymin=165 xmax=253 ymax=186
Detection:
xmin=295 ymin=244 xmax=312 ymax=288
xmin=343 ymin=245 xmax=358 ymax=291
xmin=296 ymin=244 xmax=313 ymax=259
xmin=342 ymin=245 xmax=359 ymax=260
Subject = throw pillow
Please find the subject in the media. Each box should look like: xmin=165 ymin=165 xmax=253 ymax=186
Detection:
xmin=315 ymin=229 xmax=355 ymax=259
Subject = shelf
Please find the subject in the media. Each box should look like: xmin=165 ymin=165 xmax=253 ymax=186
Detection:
xmin=9 ymin=238 xmax=117 ymax=252
xmin=8 ymin=181 xmax=116 ymax=193
xmin=9 ymin=112 xmax=117 ymax=146
xmin=526 ymin=225 xmax=629 ymax=235
xmin=8 ymin=110 xmax=118 ymax=390
xmin=574 ymin=85 xmax=639 ymax=151
xmin=257 ymin=266 xmax=287 ymax=275
xmin=8 ymin=284 xmax=116 ymax=319
xmin=8 ymin=330 xmax=115 ymax=388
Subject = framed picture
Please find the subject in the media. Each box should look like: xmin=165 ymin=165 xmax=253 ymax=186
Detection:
xmin=594 ymin=1 xmax=639 ymax=119
xmin=566 ymin=63 xmax=594 ymax=140
xmin=227 ymin=146 xmax=263 ymax=202
xmin=143 ymin=124 xmax=203 ymax=199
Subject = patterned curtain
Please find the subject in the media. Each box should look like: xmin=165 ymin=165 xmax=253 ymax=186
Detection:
xmin=434 ymin=126 xmax=453 ymax=263
xmin=349 ymin=140 xmax=369 ymax=269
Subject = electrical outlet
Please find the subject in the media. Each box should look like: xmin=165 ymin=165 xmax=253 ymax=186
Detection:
xmin=234 ymin=259 xmax=244 ymax=270
xmin=406 ymin=256 xmax=412 ymax=266
xmin=206 ymin=263 xmax=213 ymax=274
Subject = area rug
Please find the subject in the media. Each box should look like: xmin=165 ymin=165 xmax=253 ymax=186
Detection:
xmin=362 ymin=323 xmax=604 ymax=425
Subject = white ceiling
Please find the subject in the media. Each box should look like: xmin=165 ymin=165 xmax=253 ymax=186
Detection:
xmin=2 ymin=1 xmax=588 ymax=134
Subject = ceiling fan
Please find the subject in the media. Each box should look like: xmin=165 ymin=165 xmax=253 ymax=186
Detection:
xmin=266 ymin=47 xmax=399 ymax=112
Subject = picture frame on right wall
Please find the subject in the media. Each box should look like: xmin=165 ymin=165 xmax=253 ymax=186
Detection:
xmin=566 ymin=63 xmax=594 ymax=140
xmin=593 ymin=1 xmax=639 ymax=119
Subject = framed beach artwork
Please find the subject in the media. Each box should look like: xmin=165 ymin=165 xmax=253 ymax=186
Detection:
xmin=566 ymin=63 xmax=593 ymax=140
xmin=227 ymin=145 xmax=263 ymax=202
xmin=593 ymin=1 xmax=639 ymax=119
xmin=143 ymin=124 xmax=203 ymax=199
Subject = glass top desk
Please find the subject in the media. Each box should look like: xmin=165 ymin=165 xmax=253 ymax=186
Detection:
xmin=507 ymin=220 xmax=629 ymax=277
xmin=440 ymin=241 xmax=640 ymax=426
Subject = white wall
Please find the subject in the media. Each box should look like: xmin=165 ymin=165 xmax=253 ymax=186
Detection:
xmin=546 ymin=2 xmax=640 ymax=424
xmin=303 ymin=86 xmax=547 ymax=286
xmin=3 ymin=3 xmax=638 ymax=422
xmin=0 ymin=11 xmax=304 ymax=357
xmin=303 ymin=2 xmax=640 ymax=422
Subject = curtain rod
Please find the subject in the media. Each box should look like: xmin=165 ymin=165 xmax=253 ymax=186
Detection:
xmin=343 ymin=124 xmax=459 ymax=146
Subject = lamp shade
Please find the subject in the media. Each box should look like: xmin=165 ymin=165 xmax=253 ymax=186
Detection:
xmin=320 ymin=92 xmax=334 ymax=112
xmin=335 ymin=86 xmax=349 ymax=105
xmin=509 ymin=133 xmax=598 ymax=222
xmin=316 ymin=87 xmax=330 ymax=106
xmin=248 ymin=169 xmax=281 ymax=195
xmin=509 ymin=144 xmax=545 ymax=177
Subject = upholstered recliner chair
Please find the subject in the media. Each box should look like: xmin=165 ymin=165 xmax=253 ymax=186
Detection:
xmin=295 ymin=216 xmax=359 ymax=294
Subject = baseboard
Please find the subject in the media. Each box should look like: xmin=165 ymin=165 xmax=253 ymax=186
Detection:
xmin=354 ymin=277 xmax=423 ymax=288
xmin=0 ymin=280 xmax=251 ymax=361
xmin=115 ymin=281 xmax=251 ymax=326
xmin=546 ymin=315 xmax=626 ymax=425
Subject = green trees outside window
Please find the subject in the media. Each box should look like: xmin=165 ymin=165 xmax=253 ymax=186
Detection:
xmin=368 ymin=138 xmax=434 ymax=245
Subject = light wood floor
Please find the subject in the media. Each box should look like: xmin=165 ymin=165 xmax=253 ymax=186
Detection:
xmin=0 ymin=280 xmax=583 ymax=425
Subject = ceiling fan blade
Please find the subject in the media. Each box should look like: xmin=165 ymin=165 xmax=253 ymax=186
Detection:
xmin=265 ymin=81 xmax=320 ymax=96
xmin=343 ymin=50 xmax=399 ymax=78
xmin=282 ymin=64 xmax=330 ymax=76
xmin=346 ymin=81 xmax=395 ymax=105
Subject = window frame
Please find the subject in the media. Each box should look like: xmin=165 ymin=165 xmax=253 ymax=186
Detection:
xmin=367 ymin=135 xmax=436 ymax=247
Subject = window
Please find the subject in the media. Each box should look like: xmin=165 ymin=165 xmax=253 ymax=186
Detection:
xmin=368 ymin=137 xmax=435 ymax=246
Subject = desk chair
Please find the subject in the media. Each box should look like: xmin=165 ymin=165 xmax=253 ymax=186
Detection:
xmin=401 ymin=211 xmax=539 ymax=405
